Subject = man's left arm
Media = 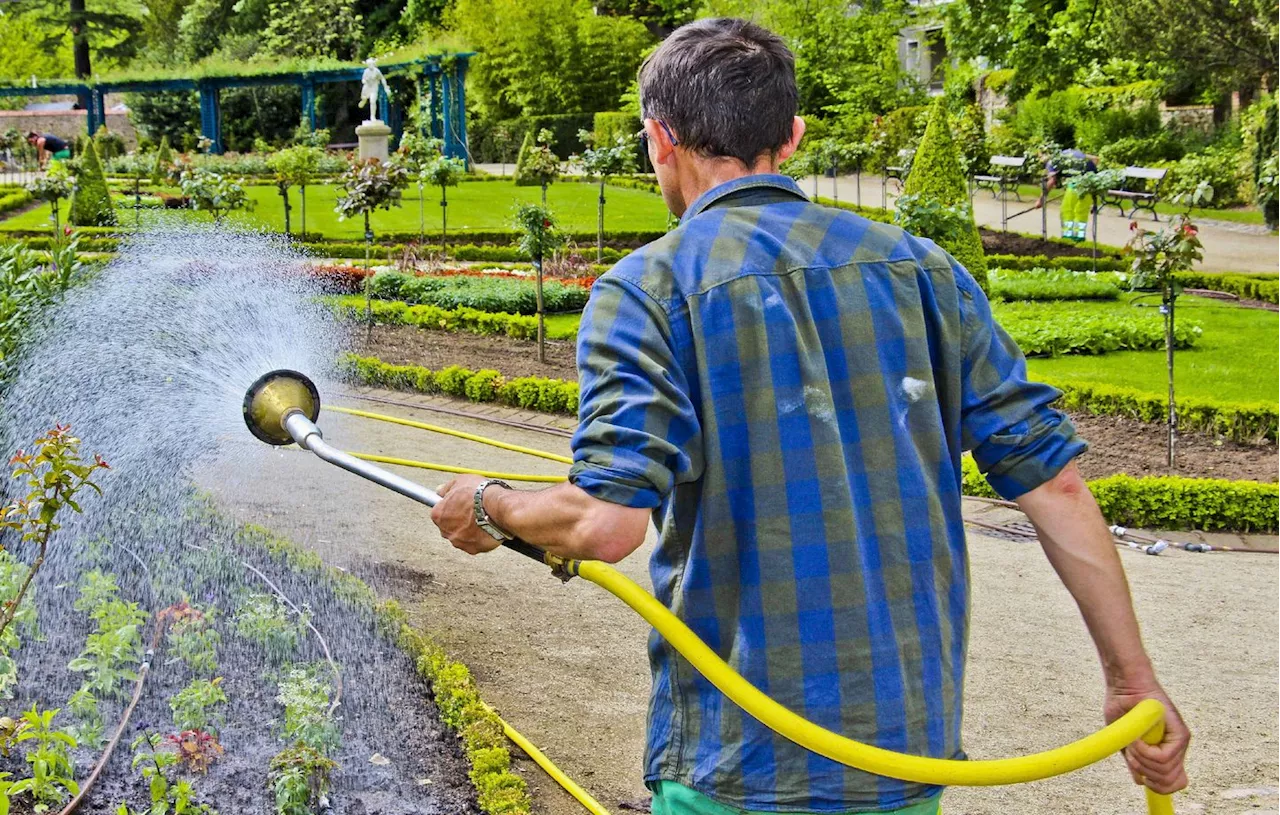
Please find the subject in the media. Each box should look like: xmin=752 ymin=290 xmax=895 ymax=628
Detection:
xmin=430 ymin=274 xmax=700 ymax=564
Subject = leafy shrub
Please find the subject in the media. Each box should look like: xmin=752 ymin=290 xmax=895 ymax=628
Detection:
xmin=233 ymin=593 xmax=305 ymax=662
xmin=1046 ymin=378 xmax=1277 ymax=443
xmin=305 ymin=264 xmax=373 ymax=295
xmin=170 ymin=678 xmax=228 ymax=733
xmin=276 ymin=668 xmax=340 ymax=753
xmin=337 ymin=354 xmax=580 ymax=416
xmin=1163 ymin=146 xmax=1249 ymax=207
xmin=328 ymin=296 xmax=552 ymax=341
xmin=369 ymin=271 xmax=589 ymax=315
xmin=988 ymin=269 xmax=1122 ymax=301
xmin=1097 ymin=132 xmax=1185 ymax=167
xmin=993 ymin=301 xmax=1202 ymax=356
xmin=901 ymin=99 xmax=988 ymax=288
xmin=960 ymin=456 xmax=1278 ymax=532
xmin=0 ymin=187 xmax=32 ymax=214
xmin=68 ymin=142 xmax=117 ymax=227
xmin=1171 ymin=271 xmax=1279 ymax=304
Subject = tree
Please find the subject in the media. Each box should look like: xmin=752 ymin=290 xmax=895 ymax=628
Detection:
xmin=514 ymin=129 xmax=560 ymax=204
xmin=943 ymin=0 xmax=1109 ymax=99
xmin=336 ymin=158 xmax=409 ymax=340
xmin=393 ymin=132 xmax=445 ymax=242
xmin=570 ymin=129 xmax=637 ymax=262
xmin=900 ymin=99 xmax=987 ymax=289
xmin=1126 ymin=203 xmax=1206 ymax=469
xmin=68 ymin=141 xmax=116 ymax=227
xmin=513 ymin=204 xmax=566 ymax=363
xmin=151 ymin=137 xmax=174 ymax=185
xmin=706 ymin=0 xmax=914 ymax=120
xmin=25 ymin=165 xmax=74 ymax=235
xmin=420 ymin=155 xmax=467 ymax=253
xmin=261 ymin=0 xmax=363 ymax=59
xmin=267 ymin=146 xmax=324 ymax=239
xmin=446 ymin=0 xmax=654 ymax=120
xmin=179 ymin=168 xmax=252 ymax=222
xmin=1102 ymin=0 xmax=1276 ymax=98
xmin=24 ymin=0 xmax=142 ymax=79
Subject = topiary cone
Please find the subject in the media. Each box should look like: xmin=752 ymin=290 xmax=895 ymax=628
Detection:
xmin=903 ymin=98 xmax=988 ymax=291
xmin=68 ymin=140 xmax=117 ymax=227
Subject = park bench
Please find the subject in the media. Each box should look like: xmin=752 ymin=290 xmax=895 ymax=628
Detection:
xmin=973 ymin=155 xmax=1027 ymax=201
xmin=884 ymin=149 xmax=913 ymax=188
xmin=1100 ymin=166 xmax=1168 ymax=221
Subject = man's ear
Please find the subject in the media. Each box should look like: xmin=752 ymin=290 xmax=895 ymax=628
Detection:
xmin=775 ymin=116 xmax=807 ymax=163
xmin=644 ymin=118 xmax=677 ymax=166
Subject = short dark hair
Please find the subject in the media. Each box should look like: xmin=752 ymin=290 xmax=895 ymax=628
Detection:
xmin=638 ymin=18 xmax=797 ymax=168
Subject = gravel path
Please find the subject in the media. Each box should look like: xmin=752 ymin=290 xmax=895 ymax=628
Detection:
xmin=196 ymin=389 xmax=1279 ymax=815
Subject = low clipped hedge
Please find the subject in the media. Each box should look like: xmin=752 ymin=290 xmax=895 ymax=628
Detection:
xmin=228 ymin=519 xmax=531 ymax=815
xmin=986 ymin=254 xmax=1129 ymax=272
xmin=1173 ymin=271 xmax=1280 ymax=304
xmin=328 ymin=296 xmax=552 ymax=340
xmin=960 ymin=457 xmax=1278 ymax=533
xmin=338 ymin=353 xmax=579 ymax=415
xmin=0 ymin=187 xmax=32 ymax=214
xmin=1046 ymin=378 xmax=1277 ymax=443
xmin=368 ymin=271 xmax=590 ymax=315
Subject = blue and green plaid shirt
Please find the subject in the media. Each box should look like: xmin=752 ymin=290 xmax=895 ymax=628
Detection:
xmin=569 ymin=175 xmax=1085 ymax=813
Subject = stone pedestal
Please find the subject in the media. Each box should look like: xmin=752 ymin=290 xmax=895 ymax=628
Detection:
xmin=356 ymin=120 xmax=392 ymax=161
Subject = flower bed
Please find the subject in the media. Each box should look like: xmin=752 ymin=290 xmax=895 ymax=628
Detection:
xmin=367 ymin=271 xmax=591 ymax=315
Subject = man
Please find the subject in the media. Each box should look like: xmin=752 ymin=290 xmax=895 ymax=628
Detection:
xmin=26 ymin=131 xmax=71 ymax=169
xmin=431 ymin=18 xmax=1189 ymax=815
xmin=1034 ymin=147 xmax=1100 ymax=241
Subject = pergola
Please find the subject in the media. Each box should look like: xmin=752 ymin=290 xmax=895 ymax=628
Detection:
xmin=0 ymin=54 xmax=474 ymax=162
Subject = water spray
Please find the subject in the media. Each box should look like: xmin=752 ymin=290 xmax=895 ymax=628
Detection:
xmin=243 ymin=368 xmax=1179 ymax=814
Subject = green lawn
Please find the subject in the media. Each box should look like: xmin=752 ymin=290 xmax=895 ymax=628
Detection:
xmin=2 ymin=181 xmax=674 ymax=238
xmin=1024 ymin=295 xmax=1278 ymax=405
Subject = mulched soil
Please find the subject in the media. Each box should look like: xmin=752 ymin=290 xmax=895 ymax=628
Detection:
xmin=361 ymin=323 xmax=578 ymax=379
xmin=978 ymin=228 xmax=1101 ymax=258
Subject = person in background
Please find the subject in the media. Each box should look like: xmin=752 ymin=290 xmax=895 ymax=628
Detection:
xmin=26 ymin=131 xmax=71 ymax=169
xmin=1035 ymin=147 xmax=1099 ymax=241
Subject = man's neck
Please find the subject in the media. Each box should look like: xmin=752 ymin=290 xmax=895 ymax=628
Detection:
xmin=676 ymin=156 xmax=777 ymax=217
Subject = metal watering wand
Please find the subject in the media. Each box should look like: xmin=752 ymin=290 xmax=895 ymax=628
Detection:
xmin=242 ymin=369 xmax=1178 ymax=814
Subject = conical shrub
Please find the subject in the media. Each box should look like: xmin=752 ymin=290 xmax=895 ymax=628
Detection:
xmin=68 ymin=140 xmax=117 ymax=227
xmin=152 ymin=136 xmax=174 ymax=185
xmin=902 ymin=98 xmax=988 ymax=290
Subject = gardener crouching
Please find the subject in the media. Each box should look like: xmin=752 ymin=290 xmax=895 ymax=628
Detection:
xmin=430 ymin=17 xmax=1189 ymax=815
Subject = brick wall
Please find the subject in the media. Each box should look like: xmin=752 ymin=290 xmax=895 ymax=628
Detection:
xmin=0 ymin=108 xmax=139 ymax=150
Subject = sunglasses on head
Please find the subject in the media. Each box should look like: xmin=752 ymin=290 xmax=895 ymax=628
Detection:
xmin=637 ymin=120 xmax=680 ymax=153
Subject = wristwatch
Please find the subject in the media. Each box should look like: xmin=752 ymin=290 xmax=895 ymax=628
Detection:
xmin=473 ymin=479 xmax=514 ymax=541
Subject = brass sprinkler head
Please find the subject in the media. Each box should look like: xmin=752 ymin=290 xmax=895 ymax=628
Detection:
xmin=242 ymin=369 xmax=320 ymax=446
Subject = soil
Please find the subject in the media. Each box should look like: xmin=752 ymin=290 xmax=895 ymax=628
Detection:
xmin=360 ymin=324 xmax=578 ymax=380
xmin=1070 ymin=412 xmax=1278 ymax=483
xmin=4 ymin=510 xmax=478 ymax=815
xmin=352 ymin=326 xmax=1277 ymax=483
xmin=978 ymin=228 xmax=1102 ymax=258
xmin=197 ymin=401 xmax=1279 ymax=815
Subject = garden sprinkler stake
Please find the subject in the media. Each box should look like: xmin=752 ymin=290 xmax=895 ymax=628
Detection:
xmin=241 ymin=369 xmax=552 ymax=566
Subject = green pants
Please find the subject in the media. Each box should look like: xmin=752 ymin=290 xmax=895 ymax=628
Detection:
xmin=649 ymin=781 xmax=942 ymax=815
xmin=1060 ymin=187 xmax=1091 ymax=241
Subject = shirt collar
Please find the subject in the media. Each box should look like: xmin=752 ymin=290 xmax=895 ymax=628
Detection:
xmin=679 ymin=173 xmax=809 ymax=224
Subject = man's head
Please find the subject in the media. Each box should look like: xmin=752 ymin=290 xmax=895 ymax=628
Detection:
xmin=638 ymin=18 xmax=804 ymax=216
xmin=25 ymin=131 xmax=39 ymax=146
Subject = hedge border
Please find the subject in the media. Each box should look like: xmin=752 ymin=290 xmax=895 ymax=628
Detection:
xmin=217 ymin=514 xmax=531 ymax=815
xmin=1046 ymin=378 xmax=1277 ymax=444
xmin=960 ymin=457 xmax=1278 ymax=533
xmin=328 ymin=296 xmax=582 ymax=342
xmin=338 ymin=353 xmax=579 ymax=415
xmin=0 ymin=188 xmax=32 ymax=215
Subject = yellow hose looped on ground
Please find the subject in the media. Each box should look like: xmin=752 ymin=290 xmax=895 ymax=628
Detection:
xmin=327 ymin=405 xmax=573 ymax=465
xmin=485 ymin=706 xmax=612 ymax=815
xmin=348 ymin=452 xmax=569 ymax=484
xmin=335 ymin=404 xmax=1176 ymax=814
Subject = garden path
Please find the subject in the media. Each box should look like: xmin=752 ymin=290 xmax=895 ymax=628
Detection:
xmin=196 ymin=388 xmax=1279 ymax=815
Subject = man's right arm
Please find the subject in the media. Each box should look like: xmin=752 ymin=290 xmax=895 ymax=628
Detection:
xmin=1016 ymin=461 xmax=1190 ymax=794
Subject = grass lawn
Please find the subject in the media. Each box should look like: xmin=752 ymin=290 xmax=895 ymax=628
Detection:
xmin=1024 ymin=295 xmax=1278 ymax=405
xmin=1 ymin=181 xmax=673 ymax=238
xmin=543 ymin=313 xmax=581 ymax=341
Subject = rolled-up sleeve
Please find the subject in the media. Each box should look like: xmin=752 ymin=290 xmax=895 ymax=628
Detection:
xmin=570 ymin=275 xmax=701 ymax=508
xmin=956 ymin=270 xmax=1087 ymax=499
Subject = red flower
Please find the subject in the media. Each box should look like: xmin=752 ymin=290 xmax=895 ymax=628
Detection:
xmin=63 ymin=226 xmax=72 ymax=236
xmin=542 ymin=219 xmax=552 ymax=228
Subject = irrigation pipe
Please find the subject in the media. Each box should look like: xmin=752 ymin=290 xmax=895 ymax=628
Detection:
xmin=486 ymin=705 xmax=612 ymax=815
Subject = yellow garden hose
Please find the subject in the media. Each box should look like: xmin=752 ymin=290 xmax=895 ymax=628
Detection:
xmin=327 ymin=405 xmax=573 ymax=465
xmin=348 ymin=452 xmax=568 ymax=484
xmin=486 ymin=706 xmax=613 ymax=815
xmin=330 ymin=403 xmax=1176 ymax=814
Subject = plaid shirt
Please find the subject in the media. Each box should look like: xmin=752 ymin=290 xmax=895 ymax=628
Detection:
xmin=569 ymin=175 xmax=1085 ymax=812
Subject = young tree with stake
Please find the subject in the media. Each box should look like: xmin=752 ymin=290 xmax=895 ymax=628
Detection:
xmin=570 ymin=130 xmax=638 ymax=262
xmin=336 ymin=157 xmax=409 ymax=342
xmin=420 ymin=154 xmax=467 ymax=255
xmin=513 ymin=204 xmax=565 ymax=363
xmin=393 ymin=132 xmax=445 ymax=243
xmin=269 ymin=146 xmax=324 ymax=239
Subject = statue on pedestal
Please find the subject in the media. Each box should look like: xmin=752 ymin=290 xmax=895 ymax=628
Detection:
xmin=359 ymin=58 xmax=391 ymax=124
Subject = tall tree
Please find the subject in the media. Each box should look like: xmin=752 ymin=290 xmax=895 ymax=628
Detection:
xmin=1102 ymin=0 xmax=1277 ymax=97
xmin=943 ymin=0 xmax=1109 ymax=99
xmin=262 ymin=0 xmax=363 ymax=59
xmin=24 ymin=0 xmax=141 ymax=78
